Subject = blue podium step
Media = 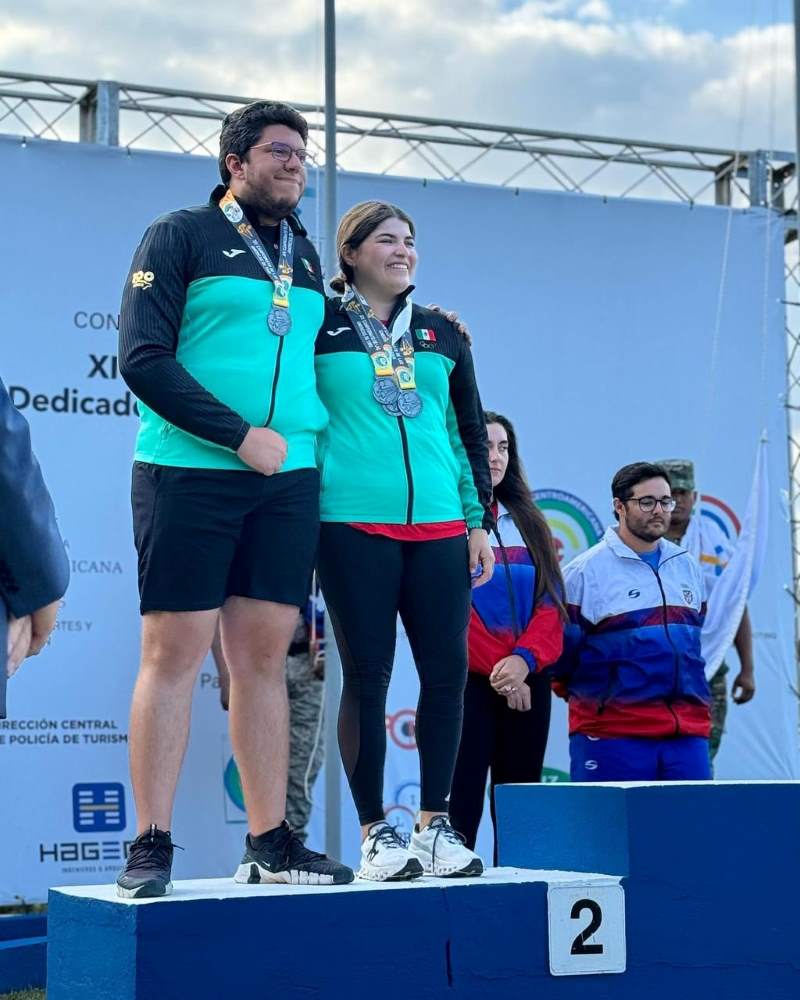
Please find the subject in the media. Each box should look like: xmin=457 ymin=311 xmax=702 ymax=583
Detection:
xmin=47 ymin=868 xmax=624 ymax=1000
xmin=0 ymin=935 xmax=47 ymax=994
xmin=495 ymin=780 xmax=800 ymax=1000
xmin=0 ymin=914 xmax=48 ymax=992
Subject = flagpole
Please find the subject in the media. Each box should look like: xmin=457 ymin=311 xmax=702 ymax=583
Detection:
xmin=795 ymin=1 xmax=800 ymax=182
xmin=324 ymin=0 xmax=338 ymax=282
xmin=793 ymin=0 xmax=800 ymax=752
xmin=322 ymin=0 xmax=343 ymax=862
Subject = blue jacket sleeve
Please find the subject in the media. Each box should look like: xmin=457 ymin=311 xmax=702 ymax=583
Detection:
xmin=0 ymin=377 xmax=70 ymax=619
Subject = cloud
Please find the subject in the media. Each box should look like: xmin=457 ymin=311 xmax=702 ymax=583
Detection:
xmin=690 ymin=24 xmax=794 ymax=148
xmin=0 ymin=0 xmax=792 ymax=160
xmin=577 ymin=0 xmax=612 ymax=20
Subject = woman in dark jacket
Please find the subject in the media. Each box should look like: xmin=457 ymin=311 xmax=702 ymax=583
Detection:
xmin=315 ymin=200 xmax=495 ymax=880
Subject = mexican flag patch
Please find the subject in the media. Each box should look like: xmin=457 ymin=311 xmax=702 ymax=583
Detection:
xmin=415 ymin=328 xmax=436 ymax=342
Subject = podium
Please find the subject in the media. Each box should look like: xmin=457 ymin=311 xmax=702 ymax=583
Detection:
xmin=47 ymin=868 xmax=622 ymax=999
xmin=45 ymin=781 xmax=800 ymax=999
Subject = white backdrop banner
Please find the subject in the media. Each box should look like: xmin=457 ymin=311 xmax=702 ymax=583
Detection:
xmin=0 ymin=136 xmax=795 ymax=898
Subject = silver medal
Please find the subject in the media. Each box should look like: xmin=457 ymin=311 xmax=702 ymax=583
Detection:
xmin=398 ymin=391 xmax=422 ymax=418
xmin=382 ymin=397 xmax=402 ymax=417
xmin=268 ymin=307 xmax=292 ymax=336
xmin=373 ymin=377 xmax=400 ymax=405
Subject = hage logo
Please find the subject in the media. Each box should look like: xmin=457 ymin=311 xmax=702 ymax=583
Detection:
xmin=72 ymin=783 xmax=126 ymax=833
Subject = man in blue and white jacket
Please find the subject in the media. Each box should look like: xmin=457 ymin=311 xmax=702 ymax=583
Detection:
xmin=552 ymin=462 xmax=711 ymax=781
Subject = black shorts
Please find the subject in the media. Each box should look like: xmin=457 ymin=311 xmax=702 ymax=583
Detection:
xmin=131 ymin=463 xmax=320 ymax=614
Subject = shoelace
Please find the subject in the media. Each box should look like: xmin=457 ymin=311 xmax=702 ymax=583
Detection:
xmin=368 ymin=823 xmax=406 ymax=859
xmin=426 ymin=816 xmax=466 ymax=868
xmin=126 ymin=825 xmax=183 ymax=872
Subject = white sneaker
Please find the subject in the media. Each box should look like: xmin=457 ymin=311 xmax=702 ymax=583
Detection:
xmin=358 ymin=822 xmax=424 ymax=882
xmin=409 ymin=816 xmax=484 ymax=877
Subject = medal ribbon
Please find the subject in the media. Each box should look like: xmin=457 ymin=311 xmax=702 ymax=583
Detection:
xmin=218 ymin=189 xmax=294 ymax=316
xmin=343 ymin=286 xmax=417 ymax=389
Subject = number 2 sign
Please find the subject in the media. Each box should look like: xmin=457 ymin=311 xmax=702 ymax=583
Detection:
xmin=547 ymin=883 xmax=626 ymax=976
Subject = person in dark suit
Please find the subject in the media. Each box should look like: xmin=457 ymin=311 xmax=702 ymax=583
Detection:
xmin=0 ymin=377 xmax=69 ymax=715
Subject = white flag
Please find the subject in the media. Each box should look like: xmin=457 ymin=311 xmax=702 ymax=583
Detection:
xmin=685 ymin=438 xmax=769 ymax=679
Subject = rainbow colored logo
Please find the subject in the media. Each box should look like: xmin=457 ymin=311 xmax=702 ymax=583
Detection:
xmin=700 ymin=494 xmax=740 ymax=540
xmin=534 ymin=489 xmax=604 ymax=564
xmin=224 ymin=756 xmax=246 ymax=815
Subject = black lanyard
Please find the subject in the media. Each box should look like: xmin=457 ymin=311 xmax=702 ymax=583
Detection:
xmin=342 ymin=286 xmax=422 ymax=418
xmin=219 ymin=189 xmax=294 ymax=336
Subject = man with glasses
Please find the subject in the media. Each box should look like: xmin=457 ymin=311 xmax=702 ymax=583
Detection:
xmin=117 ymin=100 xmax=353 ymax=897
xmin=553 ymin=462 xmax=711 ymax=781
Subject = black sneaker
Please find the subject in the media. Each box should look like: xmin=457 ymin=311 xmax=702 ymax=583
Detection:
xmin=234 ymin=821 xmax=354 ymax=886
xmin=116 ymin=825 xmax=176 ymax=899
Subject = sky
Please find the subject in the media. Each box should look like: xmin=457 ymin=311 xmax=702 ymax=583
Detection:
xmin=0 ymin=0 xmax=794 ymax=155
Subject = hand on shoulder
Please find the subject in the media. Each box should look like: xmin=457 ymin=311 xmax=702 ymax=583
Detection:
xmin=426 ymin=304 xmax=472 ymax=347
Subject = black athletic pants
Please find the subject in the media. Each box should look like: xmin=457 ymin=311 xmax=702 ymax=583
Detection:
xmin=317 ymin=523 xmax=471 ymax=825
xmin=449 ymin=670 xmax=551 ymax=862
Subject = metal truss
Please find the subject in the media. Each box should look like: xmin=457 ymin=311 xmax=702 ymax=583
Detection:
xmin=2 ymin=70 xmax=800 ymax=615
xmin=0 ymin=70 xmax=795 ymax=209
xmin=785 ymin=245 xmax=800 ymax=626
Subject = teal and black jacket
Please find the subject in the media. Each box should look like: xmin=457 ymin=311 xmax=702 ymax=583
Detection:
xmin=119 ymin=186 xmax=327 ymax=472
xmin=315 ymin=293 xmax=493 ymax=530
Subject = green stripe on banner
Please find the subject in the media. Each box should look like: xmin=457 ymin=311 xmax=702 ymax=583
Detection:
xmin=536 ymin=498 xmax=601 ymax=546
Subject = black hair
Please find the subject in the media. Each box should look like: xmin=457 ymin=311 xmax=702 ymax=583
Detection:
xmin=218 ymin=101 xmax=309 ymax=184
xmin=485 ymin=411 xmax=566 ymax=620
xmin=611 ymin=462 xmax=672 ymax=521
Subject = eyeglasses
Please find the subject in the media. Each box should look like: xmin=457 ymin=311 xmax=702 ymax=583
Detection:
xmin=249 ymin=140 xmax=313 ymax=165
xmin=620 ymin=496 xmax=677 ymax=513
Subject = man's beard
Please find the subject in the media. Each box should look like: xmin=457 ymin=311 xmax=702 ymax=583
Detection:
xmin=630 ymin=519 xmax=667 ymax=544
xmin=248 ymin=187 xmax=301 ymax=221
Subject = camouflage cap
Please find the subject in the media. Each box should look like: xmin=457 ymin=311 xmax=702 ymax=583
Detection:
xmin=658 ymin=458 xmax=695 ymax=491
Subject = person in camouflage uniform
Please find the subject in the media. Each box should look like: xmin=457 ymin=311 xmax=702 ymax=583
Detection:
xmin=660 ymin=459 xmax=756 ymax=763
xmin=212 ymin=594 xmax=325 ymax=842
xmin=283 ymin=604 xmax=325 ymax=840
